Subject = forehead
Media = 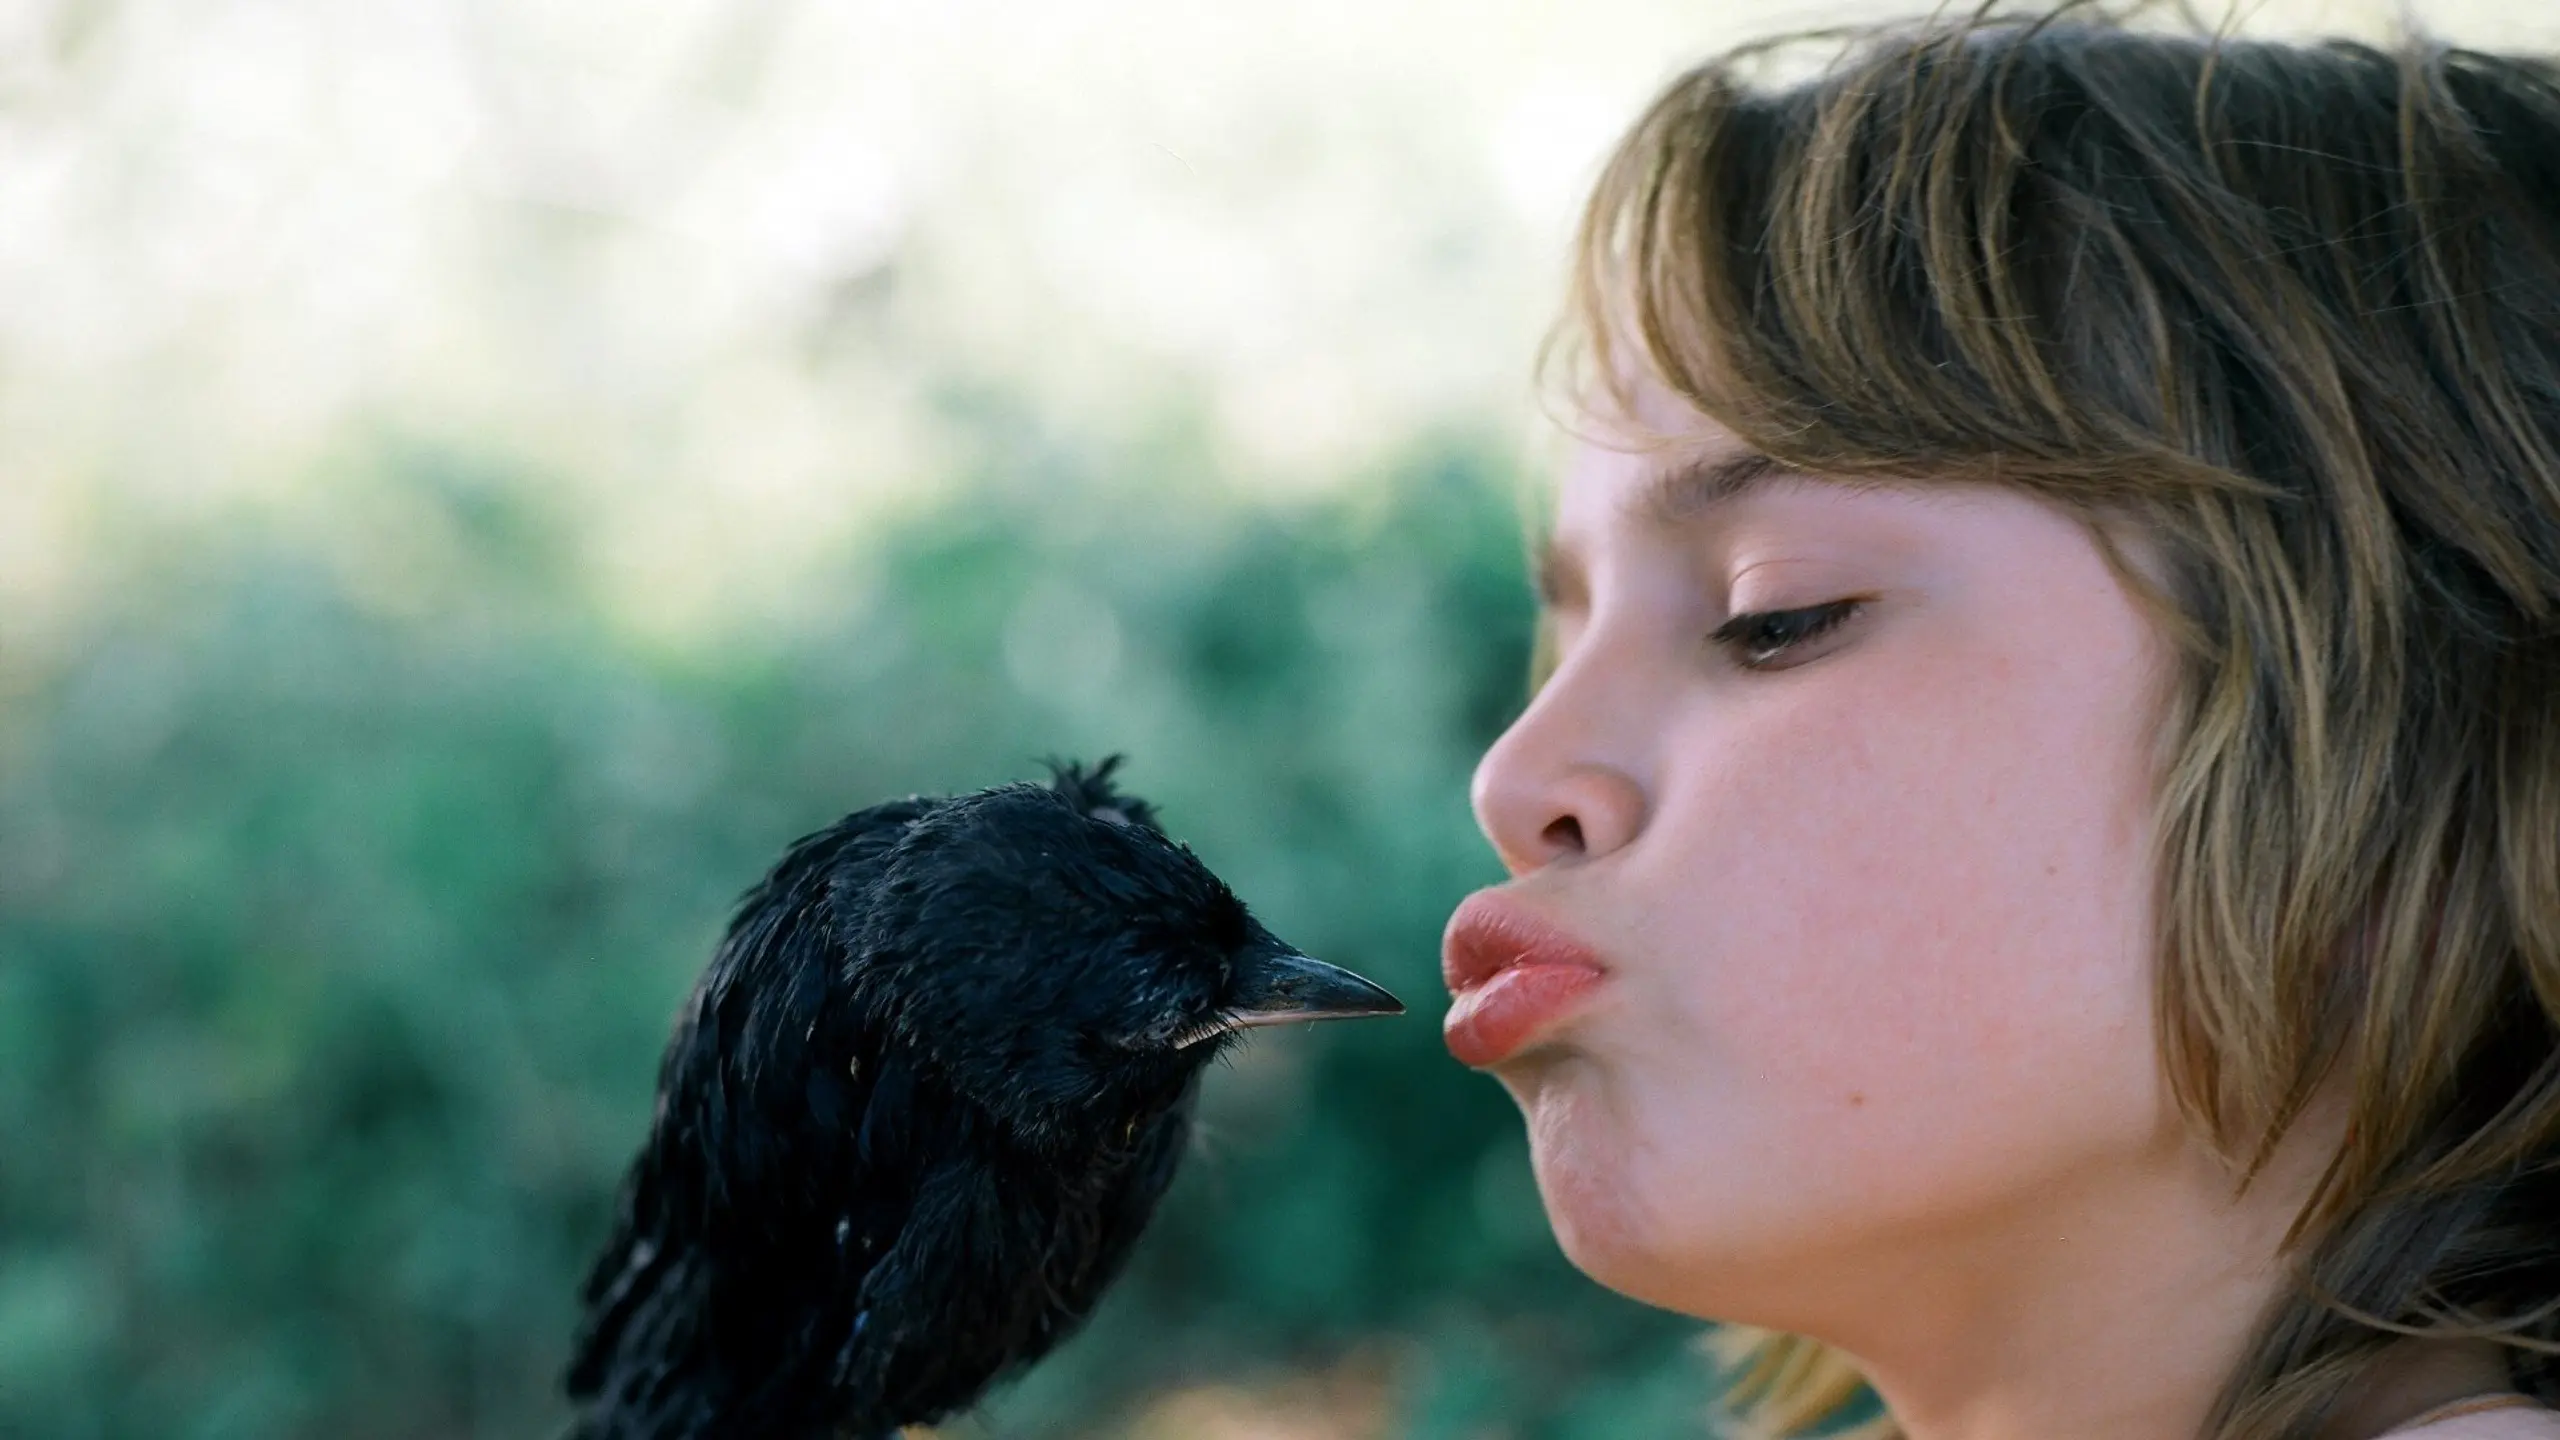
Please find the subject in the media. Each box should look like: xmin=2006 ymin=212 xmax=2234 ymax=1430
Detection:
xmin=1535 ymin=394 xmax=2044 ymax=610
xmin=1536 ymin=398 xmax=2178 ymax=632
xmin=1556 ymin=414 xmax=1779 ymax=532
xmin=1543 ymin=388 xmax=1851 ymax=572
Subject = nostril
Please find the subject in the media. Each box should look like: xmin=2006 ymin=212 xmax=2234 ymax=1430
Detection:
xmin=1540 ymin=815 xmax=1585 ymax=855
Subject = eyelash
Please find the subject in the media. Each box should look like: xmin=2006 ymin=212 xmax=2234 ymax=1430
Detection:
xmin=1711 ymin=600 xmax=1861 ymax=669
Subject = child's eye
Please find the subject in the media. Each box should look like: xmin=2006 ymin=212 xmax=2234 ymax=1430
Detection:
xmin=1711 ymin=600 xmax=1861 ymax=669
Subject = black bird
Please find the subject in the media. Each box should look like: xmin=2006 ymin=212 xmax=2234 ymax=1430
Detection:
xmin=563 ymin=755 xmax=1404 ymax=1440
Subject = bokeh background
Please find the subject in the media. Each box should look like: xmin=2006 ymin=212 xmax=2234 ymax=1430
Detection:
xmin=5 ymin=1 xmax=2554 ymax=1437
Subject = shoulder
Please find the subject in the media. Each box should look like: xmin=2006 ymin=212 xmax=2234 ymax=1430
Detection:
xmin=2384 ymin=1408 xmax=2560 ymax=1439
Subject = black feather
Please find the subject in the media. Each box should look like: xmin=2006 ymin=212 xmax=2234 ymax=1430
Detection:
xmin=563 ymin=755 xmax=1399 ymax=1439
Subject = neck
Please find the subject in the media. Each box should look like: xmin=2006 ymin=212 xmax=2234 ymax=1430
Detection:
xmin=1822 ymin=1151 xmax=2297 ymax=1440
xmin=1713 ymin=1091 xmax=2487 ymax=1440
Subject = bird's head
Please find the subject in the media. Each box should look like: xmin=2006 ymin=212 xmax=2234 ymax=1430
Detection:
xmin=838 ymin=760 xmax=1403 ymax=1149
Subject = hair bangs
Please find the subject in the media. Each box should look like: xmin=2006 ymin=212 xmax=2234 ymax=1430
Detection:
xmin=1554 ymin=14 xmax=2289 ymax=513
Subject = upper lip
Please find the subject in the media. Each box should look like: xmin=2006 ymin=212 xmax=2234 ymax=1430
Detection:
xmin=1441 ymin=889 xmax=1609 ymax=996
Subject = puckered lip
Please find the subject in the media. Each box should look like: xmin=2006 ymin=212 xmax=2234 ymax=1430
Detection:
xmin=1440 ymin=888 xmax=1610 ymax=997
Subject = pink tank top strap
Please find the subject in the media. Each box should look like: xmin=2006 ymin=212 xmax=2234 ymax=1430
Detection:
xmin=2393 ymin=1392 xmax=2549 ymax=1431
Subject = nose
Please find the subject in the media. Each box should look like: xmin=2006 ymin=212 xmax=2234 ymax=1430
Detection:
xmin=1468 ymin=643 xmax=1650 ymax=878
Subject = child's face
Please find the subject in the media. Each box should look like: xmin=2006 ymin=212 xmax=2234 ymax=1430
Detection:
xmin=1462 ymin=385 xmax=2181 ymax=1325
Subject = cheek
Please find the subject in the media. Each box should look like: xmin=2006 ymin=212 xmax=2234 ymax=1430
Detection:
xmin=1719 ymin=629 xmax=2152 ymax=1040
xmin=1571 ymin=632 xmax=2170 ymax=1281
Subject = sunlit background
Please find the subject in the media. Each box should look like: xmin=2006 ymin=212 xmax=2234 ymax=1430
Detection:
xmin=6 ymin=1 xmax=2556 ymax=1437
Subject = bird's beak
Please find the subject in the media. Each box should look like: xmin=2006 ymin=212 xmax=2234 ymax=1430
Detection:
xmin=1201 ymin=946 xmax=1405 ymax=1043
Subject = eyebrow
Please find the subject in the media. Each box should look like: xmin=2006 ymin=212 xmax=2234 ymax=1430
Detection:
xmin=1630 ymin=448 xmax=1798 ymax=528
xmin=1531 ymin=449 xmax=1801 ymax=608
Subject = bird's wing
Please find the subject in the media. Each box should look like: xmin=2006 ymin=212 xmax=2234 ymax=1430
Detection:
xmin=688 ymin=796 xmax=937 ymax=1211
xmin=565 ymin=795 xmax=938 ymax=1434
xmin=561 ymin=1239 xmax=722 ymax=1439
xmin=825 ymin=1103 xmax=1199 ymax=1434
xmin=830 ymin=1155 xmax=1026 ymax=1430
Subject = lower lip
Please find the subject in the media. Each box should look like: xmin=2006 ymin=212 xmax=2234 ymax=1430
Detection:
xmin=1443 ymin=962 xmax=1607 ymax=1068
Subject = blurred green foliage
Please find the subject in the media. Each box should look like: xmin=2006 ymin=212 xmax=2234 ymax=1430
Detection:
xmin=0 ymin=401 xmax=1727 ymax=1438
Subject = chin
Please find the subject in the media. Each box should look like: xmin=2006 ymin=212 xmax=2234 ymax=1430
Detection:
xmin=1535 ymin=1155 xmax=1711 ymax=1314
xmin=1510 ymin=1060 xmax=1686 ymax=1307
xmin=1535 ymin=1156 xmax=1812 ymax=1323
xmin=1508 ymin=1061 xmax=1824 ymax=1322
